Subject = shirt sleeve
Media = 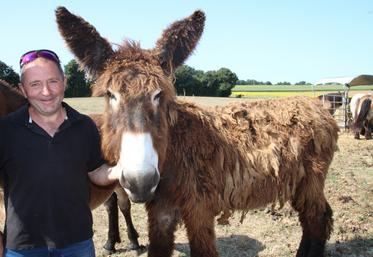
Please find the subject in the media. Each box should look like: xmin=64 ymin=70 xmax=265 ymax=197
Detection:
xmin=86 ymin=118 xmax=105 ymax=172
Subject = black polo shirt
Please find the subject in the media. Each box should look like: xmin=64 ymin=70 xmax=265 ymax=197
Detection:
xmin=0 ymin=102 xmax=104 ymax=250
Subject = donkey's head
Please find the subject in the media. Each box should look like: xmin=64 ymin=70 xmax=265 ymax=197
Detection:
xmin=56 ymin=7 xmax=205 ymax=202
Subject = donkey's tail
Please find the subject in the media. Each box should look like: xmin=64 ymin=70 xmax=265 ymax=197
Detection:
xmin=352 ymin=98 xmax=372 ymax=132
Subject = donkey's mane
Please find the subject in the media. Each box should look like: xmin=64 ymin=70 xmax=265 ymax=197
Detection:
xmin=93 ymin=40 xmax=175 ymax=98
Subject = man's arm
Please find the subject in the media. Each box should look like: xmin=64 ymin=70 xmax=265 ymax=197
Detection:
xmin=88 ymin=163 xmax=122 ymax=186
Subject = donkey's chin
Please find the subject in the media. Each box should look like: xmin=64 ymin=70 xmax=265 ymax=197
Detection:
xmin=123 ymin=187 xmax=157 ymax=203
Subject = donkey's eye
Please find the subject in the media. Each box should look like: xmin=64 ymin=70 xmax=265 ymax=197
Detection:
xmin=154 ymin=91 xmax=163 ymax=101
xmin=151 ymin=89 xmax=163 ymax=108
xmin=106 ymin=90 xmax=117 ymax=101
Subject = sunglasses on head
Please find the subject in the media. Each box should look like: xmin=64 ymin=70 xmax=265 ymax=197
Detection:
xmin=19 ymin=49 xmax=60 ymax=68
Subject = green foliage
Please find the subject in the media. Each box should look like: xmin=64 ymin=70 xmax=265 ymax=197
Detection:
xmin=174 ymin=65 xmax=202 ymax=96
xmin=0 ymin=60 xmax=20 ymax=86
xmin=295 ymin=81 xmax=306 ymax=85
xmin=237 ymin=79 xmax=271 ymax=85
xmin=174 ymin=65 xmax=238 ymax=96
xmin=64 ymin=60 xmax=91 ymax=97
xmin=295 ymin=81 xmax=312 ymax=85
xmin=276 ymin=81 xmax=291 ymax=85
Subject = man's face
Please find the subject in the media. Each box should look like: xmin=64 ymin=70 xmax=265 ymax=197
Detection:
xmin=20 ymin=58 xmax=66 ymax=117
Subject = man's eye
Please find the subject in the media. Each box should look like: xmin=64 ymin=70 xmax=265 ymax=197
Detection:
xmin=30 ymin=82 xmax=41 ymax=87
xmin=48 ymin=79 xmax=61 ymax=85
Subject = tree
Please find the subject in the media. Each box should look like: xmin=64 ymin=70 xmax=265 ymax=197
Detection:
xmin=276 ymin=81 xmax=291 ymax=85
xmin=0 ymin=60 xmax=20 ymax=86
xmin=214 ymin=68 xmax=238 ymax=97
xmin=174 ymin=65 xmax=202 ymax=96
xmin=199 ymin=71 xmax=220 ymax=96
xmin=295 ymin=81 xmax=307 ymax=85
xmin=64 ymin=60 xmax=91 ymax=97
xmin=175 ymin=65 xmax=238 ymax=97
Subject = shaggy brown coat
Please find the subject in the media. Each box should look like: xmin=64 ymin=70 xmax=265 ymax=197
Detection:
xmin=165 ymin=97 xmax=338 ymax=215
xmin=56 ymin=6 xmax=339 ymax=257
xmin=0 ymin=80 xmax=27 ymax=116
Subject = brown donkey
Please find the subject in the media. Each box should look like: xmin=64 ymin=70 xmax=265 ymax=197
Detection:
xmin=0 ymin=79 xmax=27 ymax=116
xmin=56 ymin=7 xmax=339 ymax=257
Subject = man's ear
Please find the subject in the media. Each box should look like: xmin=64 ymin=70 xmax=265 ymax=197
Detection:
xmin=18 ymin=83 xmax=27 ymax=98
xmin=63 ymin=76 xmax=68 ymax=91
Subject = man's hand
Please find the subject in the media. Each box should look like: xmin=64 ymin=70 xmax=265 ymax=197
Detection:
xmin=107 ymin=163 xmax=123 ymax=181
xmin=88 ymin=163 xmax=122 ymax=186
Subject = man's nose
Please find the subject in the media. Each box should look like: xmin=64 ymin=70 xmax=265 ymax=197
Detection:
xmin=41 ymin=84 xmax=52 ymax=96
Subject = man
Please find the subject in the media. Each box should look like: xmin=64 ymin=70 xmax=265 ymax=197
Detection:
xmin=0 ymin=50 xmax=121 ymax=257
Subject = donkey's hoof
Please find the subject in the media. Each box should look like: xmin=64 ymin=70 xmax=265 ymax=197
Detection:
xmin=103 ymin=243 xmax=116 ymax=255
xmin=127 ymin=243 xmax=147 ymax=252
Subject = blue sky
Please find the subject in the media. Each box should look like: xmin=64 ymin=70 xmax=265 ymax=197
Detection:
xmin=1 ymin=1 xmax=372 ymax=84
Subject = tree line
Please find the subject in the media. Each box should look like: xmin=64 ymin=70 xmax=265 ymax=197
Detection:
xmin=1 ymin=59 xmax=310 ymax=97
xmin=237 ymin=79 xmax=312 ymax=86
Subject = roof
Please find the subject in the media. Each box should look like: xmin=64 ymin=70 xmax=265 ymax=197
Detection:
xmin=315 ymin=74 xmax=373 ymax=87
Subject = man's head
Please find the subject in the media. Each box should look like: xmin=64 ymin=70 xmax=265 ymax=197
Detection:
xmin=19 ymin=49 xmax=67 ymax=117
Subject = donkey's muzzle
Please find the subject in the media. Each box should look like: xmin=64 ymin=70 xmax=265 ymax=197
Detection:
xmin=119 ymin=169 xmax=160 ymax=203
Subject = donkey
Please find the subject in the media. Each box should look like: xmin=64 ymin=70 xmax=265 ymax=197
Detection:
xmin=56 ymin=7 xmax=339 ymax=257
xmin=0 ymin=79 xmax=27 ymax=116
xmin=350 ymin=93 xmax=373 ymax=140
xmin=0 ymin=80 xmax=140 ymax=253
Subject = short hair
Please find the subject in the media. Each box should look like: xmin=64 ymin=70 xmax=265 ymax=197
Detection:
xmin=20 ymin=58 xmax=64 ymax=83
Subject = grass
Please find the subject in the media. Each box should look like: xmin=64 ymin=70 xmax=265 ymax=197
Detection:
xmin=231 ymin=91 xmax=318 ymax=97
xmin=232 ymin=84 xmax=373 ymax=92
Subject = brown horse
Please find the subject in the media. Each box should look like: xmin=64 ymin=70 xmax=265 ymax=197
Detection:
xmin=350 ymin=93 xmax=373 ymax=139
xmin=0 ymin=81 xmax=140 ymax=253
xmin=56 ymin=7 xmax=340 ymax=257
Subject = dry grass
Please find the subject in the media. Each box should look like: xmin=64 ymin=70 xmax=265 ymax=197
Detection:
xmin=68 ymin=97 xmax=373 ymax=257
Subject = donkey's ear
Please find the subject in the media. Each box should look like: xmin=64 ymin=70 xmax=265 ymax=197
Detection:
xmin=155 ymin=10 xmax=205 ymax=75
xmin=55 ymin=6 xmax=114 ymax=78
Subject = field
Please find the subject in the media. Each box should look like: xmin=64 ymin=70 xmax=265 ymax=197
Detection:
xmin=68 ymin=96 xmax=373 ymax=257
xmin=231 ymin=84 xmax=373 ymax=98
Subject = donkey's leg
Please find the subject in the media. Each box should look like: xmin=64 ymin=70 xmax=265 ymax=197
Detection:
xmin=147 ymin=202 xmax=180 ymax=257
xmin=292 ymin=180 xmax=333 ymax=257
xmin=183 ymin=207 xmax=219 ymax=257
xmin=103 ymin=193 xmax=121 ymax=254
xmin=116 ymin=187 xmax=143 ymax=250
xmin=364 ymin=123 xmax=372 ymax=140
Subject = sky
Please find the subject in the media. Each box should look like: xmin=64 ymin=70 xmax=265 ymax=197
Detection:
xmin=1 ymin=1 xmax=372 ymax=84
